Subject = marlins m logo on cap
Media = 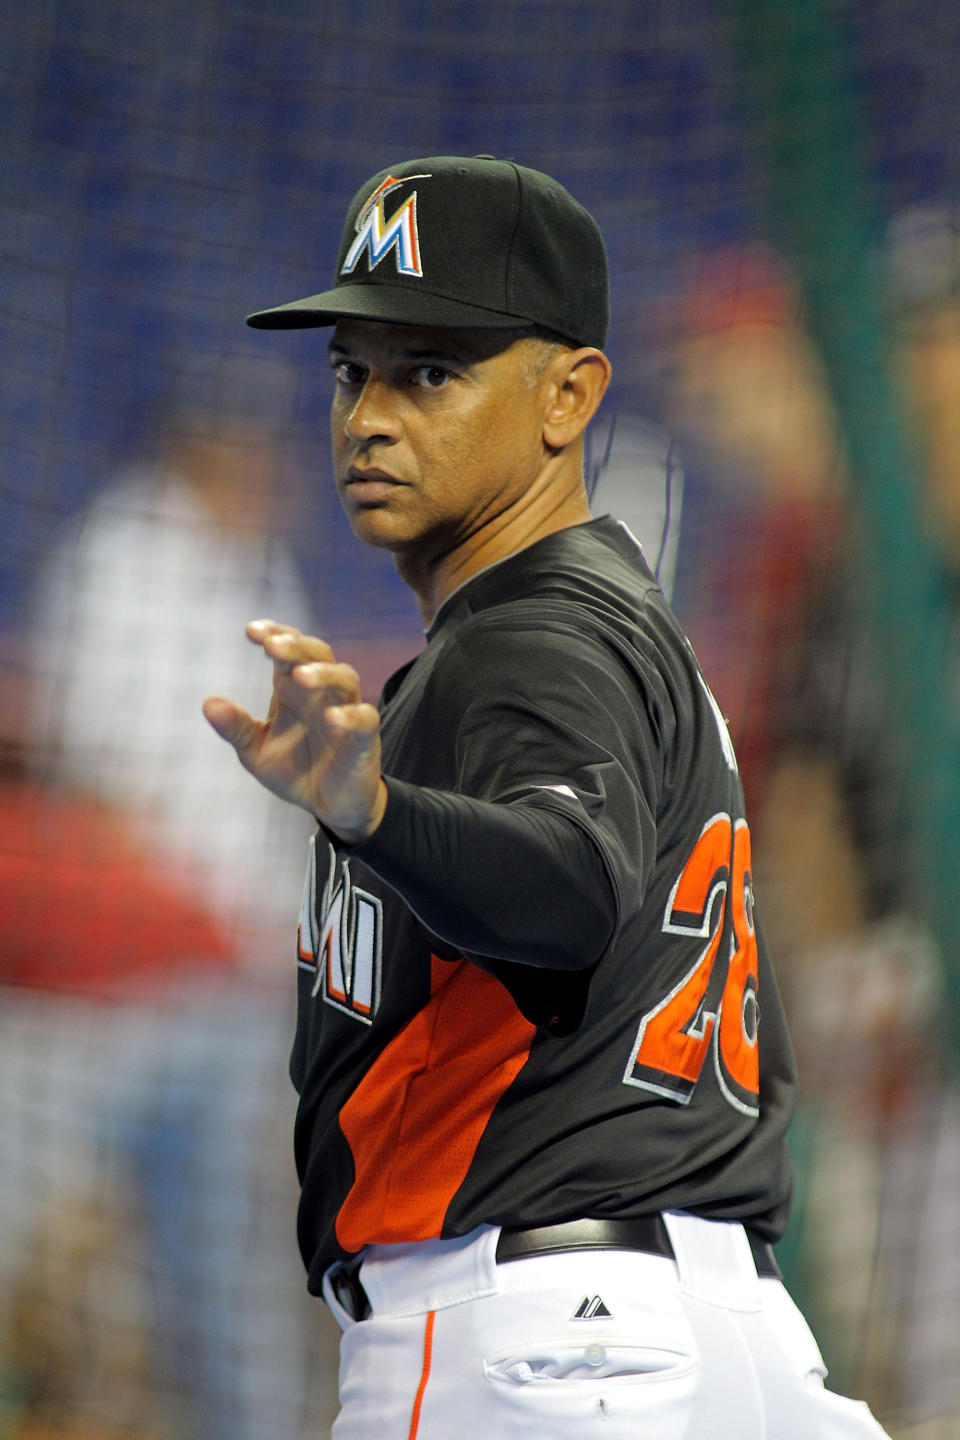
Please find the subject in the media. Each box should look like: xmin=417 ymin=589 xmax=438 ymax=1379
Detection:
xmin=246 ymin=155 xmax=609 ymax=346
xmin=340 ymin=173 xmax=432 ymax=280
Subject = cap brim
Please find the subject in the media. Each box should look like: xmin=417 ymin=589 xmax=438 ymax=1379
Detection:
xmin=246 ymin=283 xmax=536 ymax=332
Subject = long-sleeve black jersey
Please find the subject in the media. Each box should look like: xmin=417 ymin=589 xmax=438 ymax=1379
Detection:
xmin=289 ymin=515 xmax=797 ymax=1294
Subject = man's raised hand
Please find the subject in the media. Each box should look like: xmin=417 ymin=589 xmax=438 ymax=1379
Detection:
xmin=202 ymin=620 xmax=387 ymax=844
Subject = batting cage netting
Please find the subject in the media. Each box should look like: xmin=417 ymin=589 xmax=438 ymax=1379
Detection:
xmin=2 ymin=2 xmax=959 ymax=1436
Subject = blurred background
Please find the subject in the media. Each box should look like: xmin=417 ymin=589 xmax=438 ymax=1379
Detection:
xmin=2 ymin=1 xmax=959 ymax=1436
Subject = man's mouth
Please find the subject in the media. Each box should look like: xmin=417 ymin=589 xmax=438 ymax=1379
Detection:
xmin=343 ymin=467 xmax=406 ymax=503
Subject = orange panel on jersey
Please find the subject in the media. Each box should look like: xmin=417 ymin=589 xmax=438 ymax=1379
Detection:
xmin=335 ymin=956 xmax=536 ymax=1252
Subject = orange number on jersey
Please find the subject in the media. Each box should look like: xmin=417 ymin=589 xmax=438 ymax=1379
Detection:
xmin=624 ymin=813 xmax=761 ymax=1116
xmin=717 ymin=820 xmax=760 ymax=1111
xmin=624 ymin=814 xmax=731 ymax=1103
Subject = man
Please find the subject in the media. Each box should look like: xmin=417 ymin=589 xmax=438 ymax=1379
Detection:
xmin=204 ymin=156 xmax=890 ymax=1437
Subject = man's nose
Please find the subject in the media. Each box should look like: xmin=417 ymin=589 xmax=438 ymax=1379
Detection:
xmin=344 ymin=377 xmax=401 ymax=444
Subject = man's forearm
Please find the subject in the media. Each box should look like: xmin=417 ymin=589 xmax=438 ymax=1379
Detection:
xmin=346 ymin=776 xmax=619 ymax=970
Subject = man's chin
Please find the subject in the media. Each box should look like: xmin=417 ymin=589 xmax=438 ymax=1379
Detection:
xmin=343 ymin=505 xmax=417 ymax=552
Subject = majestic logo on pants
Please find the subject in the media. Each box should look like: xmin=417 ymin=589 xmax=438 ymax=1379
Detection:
xmin=340 ymin=174 xmax=432 ymax=279
xmin=573 ymin=1295 xmax=613 ymax=1319
xmin=298 ymin=839 xmax=382 ymax=1023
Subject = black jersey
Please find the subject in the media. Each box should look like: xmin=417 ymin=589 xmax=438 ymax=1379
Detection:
xmin=290 ymin=515 xmax=796 ymax=1294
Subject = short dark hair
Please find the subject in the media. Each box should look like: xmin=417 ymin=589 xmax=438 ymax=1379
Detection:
xmin=500 ymin=322 xmax=579 ymax=350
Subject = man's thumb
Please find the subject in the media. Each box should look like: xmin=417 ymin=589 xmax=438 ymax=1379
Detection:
xmin=202 ymin=696 xmax=259 ymax=760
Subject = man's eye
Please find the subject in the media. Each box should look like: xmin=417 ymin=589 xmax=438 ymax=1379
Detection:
xmin=410 ymin=365 xmax=451 ymax=389
xmin=332 ymin=361 xmax=365 ymax=385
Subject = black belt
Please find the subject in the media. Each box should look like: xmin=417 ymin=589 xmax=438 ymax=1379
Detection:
xmin=496 ymin=1215 xmax=782 ymax=1280
xmin=330 ymin=1214 xmax=782 ymax=1321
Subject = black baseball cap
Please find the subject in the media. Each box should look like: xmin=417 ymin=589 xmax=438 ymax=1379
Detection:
xmin=246 ymin=155 xmax=609 ymax=349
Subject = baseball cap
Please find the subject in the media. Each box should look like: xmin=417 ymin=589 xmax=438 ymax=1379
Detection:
xmin=246 ymin=155 xmax=609 ymax=349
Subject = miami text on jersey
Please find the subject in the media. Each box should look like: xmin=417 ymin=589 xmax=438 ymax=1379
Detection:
xmin=298 ymin=838 xmax=383 ymax=1023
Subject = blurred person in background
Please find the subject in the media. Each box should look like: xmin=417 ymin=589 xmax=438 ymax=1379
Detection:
xmin=0 ymin=350 xmax=336 ymax=1440
xmin=27 ymin=348 xmax=315 ymax=969
xmin=664 ymin=248 xmax=850 ymax=814
xmin=782 ymin=212 xmax=960 ymax=1427
xmin=665 ymin=236 xmax=957 ymax=1427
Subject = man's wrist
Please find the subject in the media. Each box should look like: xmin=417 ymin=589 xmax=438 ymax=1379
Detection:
xmin=323 ymin=777 xmax=389 ymax=848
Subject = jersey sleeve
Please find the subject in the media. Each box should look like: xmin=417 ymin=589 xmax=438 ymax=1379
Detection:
xmin=348 ymin=608 xmax=671 ymax=997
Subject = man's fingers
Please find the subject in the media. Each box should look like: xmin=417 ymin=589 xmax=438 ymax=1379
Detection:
xmin=204 ymin=638 xmax=382 ymax=836
xmin=288 ymin=661 xmax=363 ymax=707
xmin=202 ymin=695 xmax=262 ymax=759
xmin=248 ymin=619 xmax=335 ymax=667
xmin=246 ymin=617 xmax=286 ymax=641
xmin=325 ymin=701 xmax=381 ymax=745
xmin=267 ymin=632 xmax=336 ymax=665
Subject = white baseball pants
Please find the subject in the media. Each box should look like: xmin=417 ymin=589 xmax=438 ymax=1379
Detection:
xmin=321 ymin=1214 xmax=891 ymax=1439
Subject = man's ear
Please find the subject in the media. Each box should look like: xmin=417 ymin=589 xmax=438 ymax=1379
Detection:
xmin=542 ymin=348 xmax=613 ymax=450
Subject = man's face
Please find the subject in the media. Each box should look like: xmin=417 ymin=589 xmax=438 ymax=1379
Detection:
xmin=328 ymin=320 xmax=555 ymax=560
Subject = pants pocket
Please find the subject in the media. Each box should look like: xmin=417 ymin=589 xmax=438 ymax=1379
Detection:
xmin=484 ymin=1336 xmax=696 ymax=1386
xmin=481 ymin=1334 xmax=698 ymax=1438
